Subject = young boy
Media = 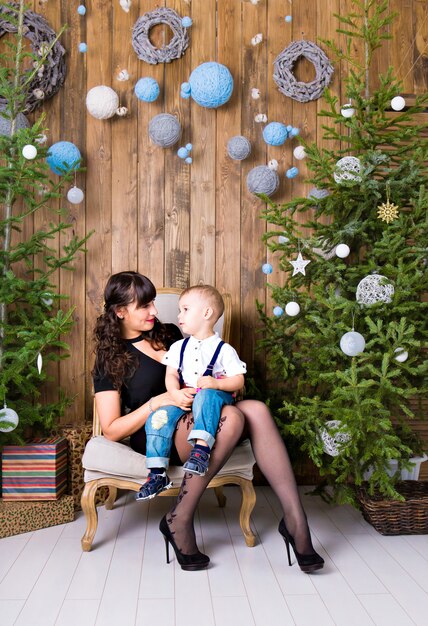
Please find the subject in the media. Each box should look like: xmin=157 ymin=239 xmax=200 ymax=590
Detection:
xmin=136 ymin=285 xmax=246 ymax=501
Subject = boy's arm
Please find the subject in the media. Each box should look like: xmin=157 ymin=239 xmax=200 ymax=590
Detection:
xmin=165 ymin=365 xmax=196 ymax=410
xmin=197 ymin=373 xmax=245 ymax=393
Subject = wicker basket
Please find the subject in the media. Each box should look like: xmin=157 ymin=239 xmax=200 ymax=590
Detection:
xmin=357 ymin=481 xmax=428 ymax=535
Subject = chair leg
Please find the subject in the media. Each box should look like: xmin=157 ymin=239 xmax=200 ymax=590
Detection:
xmin=239 ymin=479 xmax=257 ymax=547
xmin=105 ymin=486 xmax=117 ymax=510
xmin=214 ymin=486 xmax=227 ymax=508
xmin=80 ymin=481 xmax=99 ymax=552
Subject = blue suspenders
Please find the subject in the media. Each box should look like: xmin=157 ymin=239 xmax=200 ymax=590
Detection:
xmin=177 ymin=338 xmax=225 ymax=387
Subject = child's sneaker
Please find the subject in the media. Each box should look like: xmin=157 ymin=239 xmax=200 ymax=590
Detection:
xmin=135 ymin=472 xmax=172 ymax=501
xmin=183 ymin=448 xmax=210 ymax=476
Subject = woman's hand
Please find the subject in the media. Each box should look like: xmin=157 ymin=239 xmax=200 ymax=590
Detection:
xmin=167 ymin=388 xmax=197 ymax=411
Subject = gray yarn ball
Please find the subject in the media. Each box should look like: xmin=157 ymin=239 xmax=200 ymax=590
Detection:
xmin=148 ymin=113 xmax=182 ymax=147
xmin=227 ymin=135 xmax=251 ymax=160
xmin=247 ymin=165 xmax=279 ymax=197
xmin=0 ymin=105 xmax=29 ymax=135
xmin=307 ymin=187 xmax=330 ymax=201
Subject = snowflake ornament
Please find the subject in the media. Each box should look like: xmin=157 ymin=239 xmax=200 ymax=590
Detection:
xmin=289 ymin=252 xmax=311 ymax=276
xmin=377 ymin=199 xmax=399 ymax=223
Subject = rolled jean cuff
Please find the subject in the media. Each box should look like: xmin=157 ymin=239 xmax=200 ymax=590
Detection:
xmin=187 ymin=429 xmax=215 ymax=449
xmin=146 ymin=456 xmax=170 ymax=470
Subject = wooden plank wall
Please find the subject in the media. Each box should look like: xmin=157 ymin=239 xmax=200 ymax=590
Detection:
xmin=18 ymin=0 xmax=427 ymax=425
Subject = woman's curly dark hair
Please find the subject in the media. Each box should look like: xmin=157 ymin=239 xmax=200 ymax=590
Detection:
xmin=92 ymin=271 xmax=177 ymax=390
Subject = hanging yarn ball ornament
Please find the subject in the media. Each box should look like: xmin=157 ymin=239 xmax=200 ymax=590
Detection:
xmin=293 ymin=145 xmax=306 ymax=160
xmin=46 ymin=141 xmax=81 ymax=175
xmin=86 ymin=85 xmax=119 ymax=119
xmin=394 ymin=347 xmax=409 ymax=363
xmin=182 ymin=62 xmax=234 ymax=109
xmin=77 ymin=5 xmax=86 ymax=16
xmin=390 ymin=96 xmax=406 ymax=111
xmin=262 ymin=122 xmax=289 ymax=146
xmin=307 ymin=187 xmax=330 ymax=202
xmin=132 ymin=8 xmax=190 ymax=65
xmin=340 ymin=330 xmax=366 ymax=356
xmin=227 ymin=135 xmax=251 ymax=160
xmin=79 ymin=42 xmax=87 ymax=53
xmin=341 ymin=102 xmax=355 ymax=118
xmin=0 ymin=403 xmax=19 ymax=433
xmin=278 ymin=234 xmax=289 ymax=244
xmin=181 ymin=16 xmax=192 ymax=28
xmin=273 ymin=306 xmax=284 ymax=317
xmin=67 ymin=186 xmax=84 ymax=204
xmin=335 ymin=244 xmax=350 ymax=258
xmin=319 ymin=420 xmax=351 ymax=456
xmin=22 ymin=144 xmax=37 ymax=160
xmin=246 ymin=165 xmax=279 ymax=197
xmin=41 ymin=293 xmax=53 ymax=306
xmin=286 ymin=167 xmax=299 ymax=179
xmin=273 ymin=40 xmax=334 ymax=103
xmin=0 ymin=105 xmax=29 ymax=135
xmin=285 ymin=301 xmax=300 ymax=316
xmin=134 ymin=77 xmax=160 ymax=102
xmin=148 ymin=113 xmax=182 ymax=147
xmin=262 ymin=263 xmax=273 ymax=274
xmin=0 ymin=5 xmax=66 ymax=113
xmin=356 ymin=274 xmax=394 ymax=305
xmin=334 ymin=156 xmax=362 ymax=184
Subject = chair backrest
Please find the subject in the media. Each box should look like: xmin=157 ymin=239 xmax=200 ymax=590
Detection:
xmin=92 ymin=289 xmax=232 ymax=436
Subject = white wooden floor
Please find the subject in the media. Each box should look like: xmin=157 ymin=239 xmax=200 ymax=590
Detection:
xmin=1 ymin=486 xmax=427 ymax=626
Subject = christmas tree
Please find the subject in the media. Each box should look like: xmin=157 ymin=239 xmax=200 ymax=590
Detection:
xmin=0 ymin=1 xmax=89 ymax=444
xmin=259 ymin=0 xmax=428 ymax=504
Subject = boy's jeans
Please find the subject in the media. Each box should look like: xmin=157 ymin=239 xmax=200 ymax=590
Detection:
xmin=145 ymin=389 xmax=234 ymax=469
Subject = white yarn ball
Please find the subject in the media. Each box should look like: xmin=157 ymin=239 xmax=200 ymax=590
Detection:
xmin=335 ymin=243 xmax=350 ymax=258
xmin=0 ymin=405 xmax=19 ymax=432
xmin=86 ymin=86 xmax=119 ymax=119
xmin=340 ymin=331 xmax=366 ymax=356
xmin=391 ymin=96 xmax=405 ymax=111
xmin=334 ymin=156 xmax=362 ymax=184
xmin=293 ymin=145 xmax=306 ymax=160
xmin=67 ymin=186 xmax=85 ymax=204
xmin=22 ymin=144 xmax=37 ymax=159
xmin=394 ymin=347 xmax=408 ymax=363
xmin=285 ymin=301 xmax=300 ymax=316
xmin=319 ymin=420 xmax=351 ymax=456
xmin=340 ymin=103 xmax=355 ymax=118
xmin=356 ymin=274 xmax=394 ymax=305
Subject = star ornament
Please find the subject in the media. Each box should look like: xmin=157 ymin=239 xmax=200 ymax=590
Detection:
xmin=377 ymin=199 xmax=399 ymax=224
xmin=289 ymin=252 xmax=311 ymax=276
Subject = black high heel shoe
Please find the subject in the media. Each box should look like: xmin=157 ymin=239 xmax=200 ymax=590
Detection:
xmin=278 ymin=518 xmax=324 ymax=573
xmin=159 ymin=515 xmax=210 ymax=571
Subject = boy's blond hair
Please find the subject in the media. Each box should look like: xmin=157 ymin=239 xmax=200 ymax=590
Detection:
xmin=180 ymin=285 xmax=224 ymax=323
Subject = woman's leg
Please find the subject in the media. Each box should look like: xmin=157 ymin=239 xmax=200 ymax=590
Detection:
xmin=166 ymin=405 xmax=245 ymax=555
xmin=237 ymin=399 xmax=315 ymax=555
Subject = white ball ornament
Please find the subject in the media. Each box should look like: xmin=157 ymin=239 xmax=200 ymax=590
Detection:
xmin=334 ymin=156 xmax=362 ymax=184
xmin=335 ymin=243 xmax=350 ymax=258
xmin=319 ymin=420 xmax=351 ymax=456
xmin=356 ymin=274 xmax=394 ymax=305
xmin=0 ymin=404 xmax=19 ymax=433
xmin=22 ymin=144 xmax=37 ymax=159
xmin=394 ymin=347 xmax=409 ymax=363
xmin=67 ymin=186 xmax=85 ymax=204
xmin=86 ymin=86 xmax=119 ymax=120
xmin=340 ymin=103 xmax=355 ymax=118
xmin=293 ymin=145 xmax=306 ymax=160
xmin=340 ymin=330 xmax=366 ymax=356
xmin=391 ymin=96 xmax=406 ymax=111
xmin=285 ymin=301 xmax=300 ymax=316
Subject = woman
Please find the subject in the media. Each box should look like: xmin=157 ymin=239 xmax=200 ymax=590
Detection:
xmin=93 ymin=271 xmax=324 ymax=573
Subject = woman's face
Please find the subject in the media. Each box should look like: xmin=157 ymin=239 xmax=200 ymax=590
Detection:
xmin=118 ymin=299 xmax=158 ymax=338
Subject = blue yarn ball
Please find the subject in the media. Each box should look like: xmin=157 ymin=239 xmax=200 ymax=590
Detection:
xmin=47 ymin=141 xmax=81 ymax=175
xmin=181 ymin=16 xmax=192 ymax=28
xmin=186 ymin=62 xmax=234 ymax=108
xmin=263 ymin=122 xmax=289 ymax=146
xmin=77 ymin=5 xmax=86 ymax=15
xmin=177 ymin=147 xmax=188 ymax=159
xmin=273 ymin=306 xmax=284 ymax=316
xmin=262 ymin=263 xmax=273 ymax=274
xmin=79 ymin=42 xmax=87 ymax=53
xmin=286 ymin=167 xmax=299 ymax=178
xmin=185 ymin=143 xmax=193 ymax=152
xmin=135 ymin=77 xmax=160 ymax=103
xmin=185 ymin=157 xmax=192 ymax=164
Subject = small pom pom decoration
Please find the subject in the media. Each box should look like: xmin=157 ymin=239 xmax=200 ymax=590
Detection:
xmin=334 ymin=156 xmax=362 ymax=184
xmin=293 ymin=145 xmax=306 ymax=160
xmin=273 ymin=306 xmax=284 ymax=316
xmin=46 ymin=141 xmax=81 ymax=175
xmin=251 ymin=33 xmax=263 ymax=46
xmin=117 ymin=69 xmax=130 ymax=82
xmin=181 ymin=16 xmax=192 ymax=28
xmin=319 ymin=420 xmax=351 ymax=456
xmin=185 ymin=157 xmax=192 ymax=164
xmin=79 ymin=43 xmax=87 ymax=53
xmin=86 ymin=85 xmax=119 ymax=120
xmin=262 ymin=263 xmax=273 ymax=274
xmin=41 ymin=293 xmax=53 ymax=306
xmin=268 ymin=159 xmax=278 ymax=171
xmin=177 ymin=145 xmax=192 ymax=163
xmin=262 ymin=122 xmax=289 ymax=146
xmin=67 ymin=186 xmax=85 ymax=204
xmin=289 ymin=127 xmax=300 ymax=137
xmin=77 ymin=5 xmax=86 ymax=16
xmin=0 ymin=403 xmax=19 ymax=433
xmin=356 ymin=274 xmax=394 ymax=305
xmin=390 ymin=96 xmax=405 ymax=111
xmin=286 ymin=167 xmax=299 ymax=179
xmin=0 ymin=105 xmax=29 ymax=136
xmin=278 ymin=234 xmax=289 ymax=244
xmin=340 ymin=330 xmax=366 ymax=356
xmin=394 ymin=347 xmax=408 ymax=363
xmin=185 ymin=143 xmax=192 ymax=151
xmin=307 ymin=187 xmax=330 ymax=202
xmin=22 ymin=144 xmax=37 ymax=160
xmin=227 ymin=135 xmax=251 ymax=160
xmin=177 ymin=147 xmax=188 ymax=159
xmin=246 ymin=165 xmax=279 ymax=197
xmin=134 ymin=77 xmax=160 ymax=102
xmin=251 ymin=88 xmax=260 ymax=99
xmin=341 ymin=102 xmax=355 ymax=118
xmin=254 ymin=113 xmax=268 ymax=123
xmin=148 ymin=113 xmax=182 ymax=147
xmin=335 ymin=244 xmax=350 ymax=258
xmin=285 ymin=15 xmax=292 ymax=23
xmin=116 ymin=106 xmax=128 ymax=117
xmin=285 ymin=301 xmax=300 ymax=316
xmin=182 ymin=62 xmax=234 ymax=108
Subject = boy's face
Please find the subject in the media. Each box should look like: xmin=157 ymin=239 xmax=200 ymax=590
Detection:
xmin=178 ymin=292 xmax=211 ymax=336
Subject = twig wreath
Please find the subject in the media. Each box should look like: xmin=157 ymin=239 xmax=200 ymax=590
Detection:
xmin=132 ymin=7 xmax=190 ymax=65
xmin=273 ymin=40 xmax=334 ymax=103
xmin=0 ymin=3 xmax=66 ymax=113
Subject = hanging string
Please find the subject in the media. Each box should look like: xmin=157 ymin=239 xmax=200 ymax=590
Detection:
xmin=351 ymin=311 xmax=355 ymax=331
